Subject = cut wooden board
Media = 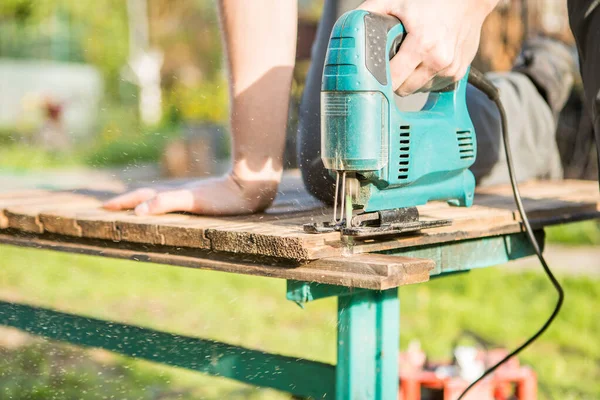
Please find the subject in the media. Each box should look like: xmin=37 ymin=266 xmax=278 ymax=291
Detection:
xmin=0 ymin=233 xmax=434 ymax=290
xmin=0 ymin=177 xmax=598 ymax=261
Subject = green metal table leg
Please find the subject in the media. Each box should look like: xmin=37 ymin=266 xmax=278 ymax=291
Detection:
xmin=337 ymin=289 xmax=399 ymax=400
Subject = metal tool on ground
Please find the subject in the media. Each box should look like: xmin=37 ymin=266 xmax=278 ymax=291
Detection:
xmin=304 ymin=10 xmax=476 ymax=238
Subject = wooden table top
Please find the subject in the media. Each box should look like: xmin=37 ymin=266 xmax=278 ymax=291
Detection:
xmin=0 ymin=174 xmax=598 ymax=289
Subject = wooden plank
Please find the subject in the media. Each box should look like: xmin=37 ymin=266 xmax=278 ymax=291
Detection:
xmin=335 ymin=221 xmax=519 ymax=257
xmin=308 ymin=254 xmax=433 ymax=288
xmin=0 ymin=233 xmax=433 ymax=290
xmin=39 ymin=204 xmax=118 ymax=241
xmin=217 ymin=180 xmax=597 ymax=259
xmin=72 ymin=210 xmax=124 ymax=241
xmin=420 ymin=203 xmax=514 ymax=224
xmin=0 ymin=190 xmax=50 ymax=200
xmin=158 ymin=218 xmax=237 ymax=249
xmin=0 ymin=179 xmax=597 ymax=262
xmin=474 ymin=181 xmax=600 ymax=222
xmin=4 ymin=196 xmax=102 ymax=233
xmin=206 ymin=223 xmax=339 ymax=260
xmin=0 ymin=192 xmax=56 ymax=228
xmin=115 ymin=213 xmax=191 ymax=245
xmin=42 ymin=208 xmax=124 ymax=241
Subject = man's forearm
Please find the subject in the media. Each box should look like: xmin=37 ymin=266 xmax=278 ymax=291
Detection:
xmin=218 ymin=0 xmax=297 ymax=184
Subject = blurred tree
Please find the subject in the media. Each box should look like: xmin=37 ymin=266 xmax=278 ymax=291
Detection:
xmin=0 ymin=0 xmax=129 ymax=99
xmin=0 ymin=0 xmax=34 ymax=22
xmin=0 ymin=0 xmax=323 ymax=127
xmin=146 ymin=0 xmax=227 ymax=124
xmin=148 ymin=0 xmax=222 ymax=88
xmin=126 ymin=0 xmax=163 ymax=125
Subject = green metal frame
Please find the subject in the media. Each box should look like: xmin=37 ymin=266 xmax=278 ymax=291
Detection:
xmin=0 ymin=231 xmax=540 ymax=399
xmin=337 ymin=289 xmax=399 ymax=399
xmin=0 ymin=300 xmax=334 ymax=399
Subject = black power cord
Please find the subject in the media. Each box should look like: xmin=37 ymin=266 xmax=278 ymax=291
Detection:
xmin=456 ymin=68 xmax=565 ymax=400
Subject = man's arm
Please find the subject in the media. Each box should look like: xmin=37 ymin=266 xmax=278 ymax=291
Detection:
xmin=104 ymin=0 xmax=297 ymax=215
xmin=220 ymin=0 xmax=296 ymax=203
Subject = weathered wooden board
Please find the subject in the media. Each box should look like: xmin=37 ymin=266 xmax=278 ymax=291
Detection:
xmin=5 ymin=197 xmax=103 ymax=233
xmin=0 ymin=233 xmax=434 ymax=290
xmin=0 ymin=178 xmax=598 ymax=262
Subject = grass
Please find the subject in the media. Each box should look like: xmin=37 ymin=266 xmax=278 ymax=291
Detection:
xmin=546 ymin=220 xmax=600 ymax=246
xmin=0 ymin=245 xmax=598 ymax=399
xmin=0 ymin=143 xmax=82 ymax=171
xmin=0 ymin=103 xmax=182 ymax=172
xmin=0 ymin=131 xmax=177 ymax=172
xmin=84 ymin=130 xmax=177 ymax=168
xmin=0 ymin=343 xmax=192 ymax=400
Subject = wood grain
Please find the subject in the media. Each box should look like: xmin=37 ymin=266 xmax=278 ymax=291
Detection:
xmin=0 ymin=178 xmax=598 ymax=262
xmin=0 ymin=233 xmax=433 ymax=290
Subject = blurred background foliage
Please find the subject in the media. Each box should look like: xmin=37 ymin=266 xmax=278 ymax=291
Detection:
xmin=0 ymin=0 xmax=129 ymax=96
xmin=0 ymin=0 xmax=234 ymax=170
xmin=0 ymin=0 xmax=326 ymax=173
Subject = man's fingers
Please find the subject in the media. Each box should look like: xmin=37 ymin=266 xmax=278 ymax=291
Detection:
xmin=389 ymin=34 xmax=423 ymax=94
xmin=396 ymin=64 xmax=439 ymax=96
xmin=135 ymin=189 xmax=196 ymax=216
xmin=103 ymin=188 xmax=157 ymax=211
xmin=357 ymin=0 xmax=389 ymax=14
xmin=393 ymin=35 xmax=461 ymax=95
xmin=359 ymin=0 xmax=421 ymax=93
xmin=425 ymin=56 xmax=468 ymax=92
xmin=426 ymin=40 xmax=466 ymax=92
xmin=423 ymin=76 xmax=455 ymax=93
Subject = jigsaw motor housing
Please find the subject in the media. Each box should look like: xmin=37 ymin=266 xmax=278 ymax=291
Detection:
xmin=321 ymin=10 xmax=477 ymax=212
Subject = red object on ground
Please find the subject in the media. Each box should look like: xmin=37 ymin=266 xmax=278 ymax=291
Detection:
xmin=45 ymin=101 xmax=63 ymax=122
xmin=400 ymin=370 xmax=495 ymax=400
xmin=398 ymin=348 xmax=538 ymax=400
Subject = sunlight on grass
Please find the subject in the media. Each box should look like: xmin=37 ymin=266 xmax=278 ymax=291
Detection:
xmin=0 ymin=103 xmax=183 ymax=171
xmin=0 ymin=244 xmax=598 ymax=399
xmin=0 ymin=143 xmax=82 ymax=171
xmin=546 ymin=220 xmax=600 ymax=246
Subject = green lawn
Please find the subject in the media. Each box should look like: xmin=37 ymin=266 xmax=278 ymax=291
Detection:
xmin=0 ymin=132 xmax=177 ymax=172
xmin=546 ymin=220 xmax=600 ymax=246
xmin=0 ymin=244 xmax=598 ymax=399
xmin=0 ymin=143 xmax=83 ymax=171
xmin=0 ymin=105 xmax=181 ymax=172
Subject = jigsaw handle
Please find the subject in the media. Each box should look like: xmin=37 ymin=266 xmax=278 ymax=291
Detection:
xmin=322 ymin=9 xmax=470 ymax=115
xmin=362 ymin=13 xmax=454 ymax=93
xmin=361 ymin=12 xmax=406 ymax=88
xmin=357 ymin=10 xmax=473 ymax=132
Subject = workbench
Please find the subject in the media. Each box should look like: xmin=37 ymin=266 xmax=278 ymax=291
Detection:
xmin=0 ymin=175 xmax=598 ymax=399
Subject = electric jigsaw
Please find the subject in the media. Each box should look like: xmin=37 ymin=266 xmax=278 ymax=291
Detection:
xmin=304 ymin=10 xmax=478 ymax=238
xmin=304 ymin=10 xmax=565 ymax=398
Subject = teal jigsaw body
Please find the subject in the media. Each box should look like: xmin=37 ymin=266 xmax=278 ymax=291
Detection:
xmin=321 ymin=10 xmax=476 ymax=212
